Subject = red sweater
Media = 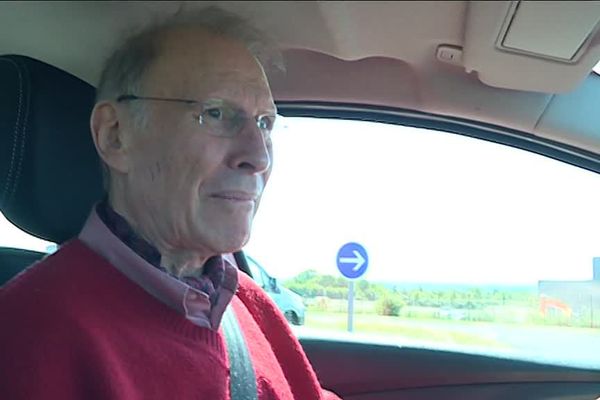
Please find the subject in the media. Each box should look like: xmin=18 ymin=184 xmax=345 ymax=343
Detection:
xmin=0 ymin=240 xmax=339 ymax=400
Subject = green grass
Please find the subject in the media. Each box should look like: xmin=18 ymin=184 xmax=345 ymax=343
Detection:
xmin=305 ymin=311 xmax=511 ymax=349
xmin=308 ymin=298 xmax=600 ymax=329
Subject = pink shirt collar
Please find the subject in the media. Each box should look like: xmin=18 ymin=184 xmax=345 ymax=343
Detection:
xmin=78 ymin=207 xmax=239 ymax=330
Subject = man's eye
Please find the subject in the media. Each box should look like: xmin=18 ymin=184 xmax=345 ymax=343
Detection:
xmin=258 ymin=115 xmax=275 ymax=131
xmin=205 ymin=107 xmax=224 ymax=120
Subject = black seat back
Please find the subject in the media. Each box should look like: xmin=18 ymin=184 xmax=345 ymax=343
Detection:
xmin=0 ymin=55 xmax=100 ymax=285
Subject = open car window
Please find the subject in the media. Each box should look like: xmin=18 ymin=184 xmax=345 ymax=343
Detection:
xmin=245 ymin=115 xmax=600 ymax=370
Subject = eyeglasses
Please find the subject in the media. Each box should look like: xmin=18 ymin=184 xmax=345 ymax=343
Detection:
xmin=116 ymin=94 xmax=278 ymax=139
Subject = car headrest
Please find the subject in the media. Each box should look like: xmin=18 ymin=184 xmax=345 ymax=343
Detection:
xmin=0 ymin=55 xmax=103 ymax=244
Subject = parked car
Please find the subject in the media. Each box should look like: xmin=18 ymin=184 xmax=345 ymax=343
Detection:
xmin=246 ymin=255 xmax=305 ymax=326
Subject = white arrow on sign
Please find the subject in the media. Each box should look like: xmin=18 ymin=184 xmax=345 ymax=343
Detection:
xmin=339 ymin=250 xmax=366 ymax=271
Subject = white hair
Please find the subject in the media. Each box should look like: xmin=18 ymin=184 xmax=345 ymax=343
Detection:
xmin=95 ymin=6 xmax=283 ymax=190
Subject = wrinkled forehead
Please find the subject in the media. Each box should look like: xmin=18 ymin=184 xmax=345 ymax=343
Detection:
xmin=195 ymin=71 xmax=275 ymax=111
xmin=143 ymin=28 xmax=275 ymax=111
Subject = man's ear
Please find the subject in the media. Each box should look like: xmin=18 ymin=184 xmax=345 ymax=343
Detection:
xmin=90 ymin=102 xmax=130 ymax=174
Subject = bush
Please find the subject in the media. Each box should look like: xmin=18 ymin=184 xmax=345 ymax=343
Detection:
xmin=376 ymin=294 xmax=404 ymax=316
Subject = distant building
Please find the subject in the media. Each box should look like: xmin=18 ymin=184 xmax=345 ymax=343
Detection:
xmin=538 ymin=259 xmax=600 ymax=327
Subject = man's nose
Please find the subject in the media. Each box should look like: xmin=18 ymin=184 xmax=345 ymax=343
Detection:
xmin=228 ymin=123 xmax=271 ymax=174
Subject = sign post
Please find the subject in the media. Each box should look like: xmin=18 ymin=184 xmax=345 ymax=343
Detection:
xmin=347 ymin=281 xmax=355 ymax=331
xmin=336 ymin=242 xmax=369 ymax=333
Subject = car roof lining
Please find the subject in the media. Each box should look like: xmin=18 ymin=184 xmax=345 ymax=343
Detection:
xmin=0 ymin=1 xmax=599 ymax=155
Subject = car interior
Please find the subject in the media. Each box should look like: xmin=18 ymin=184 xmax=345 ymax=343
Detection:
xmin=2 ymin=1 xmax=600 ymax=399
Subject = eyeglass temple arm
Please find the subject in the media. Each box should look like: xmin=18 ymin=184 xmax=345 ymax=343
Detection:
xmin=116 ymin=94 xmax=198 ymax=105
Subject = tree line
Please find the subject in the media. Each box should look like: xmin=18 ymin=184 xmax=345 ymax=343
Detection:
xmin=284 ymin=269 xmax=536 ymax=310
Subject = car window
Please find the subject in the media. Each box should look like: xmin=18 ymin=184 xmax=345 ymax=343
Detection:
xmin=0 ymin=212 xmax=56 ymax=253
xmin=245 ymin=116 xmax=600 ymax=370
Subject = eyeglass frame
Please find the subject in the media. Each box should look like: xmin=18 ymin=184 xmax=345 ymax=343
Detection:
xmin=115 ymin=94 xmax=279 ymax=139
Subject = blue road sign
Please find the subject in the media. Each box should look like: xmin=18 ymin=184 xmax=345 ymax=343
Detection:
xmin=337 ymin=242 xmax=368 ymax=279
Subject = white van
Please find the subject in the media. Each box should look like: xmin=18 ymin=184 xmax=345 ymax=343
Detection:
xmin=246 ymin=255 xmax=305 ymax=326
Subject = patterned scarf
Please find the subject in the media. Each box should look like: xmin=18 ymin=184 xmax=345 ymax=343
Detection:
xmin=96 ymin=199 xmax=225 ymax=306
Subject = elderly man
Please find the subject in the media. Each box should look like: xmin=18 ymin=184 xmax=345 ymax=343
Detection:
xmin=0 ymin=7 xmax=340 ymax=400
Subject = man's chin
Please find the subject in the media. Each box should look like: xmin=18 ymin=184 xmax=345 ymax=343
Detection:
xmin=223 ymin=234 xmax=251 ymax=254
xmin=203 ymin=229 xmax=251 ymax=255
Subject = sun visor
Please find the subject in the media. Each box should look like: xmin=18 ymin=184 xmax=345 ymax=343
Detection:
xmin=462 ymin=1 xmax=600 ymax=93
xmin=498 ymin=2 xmax=600 ymax=62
